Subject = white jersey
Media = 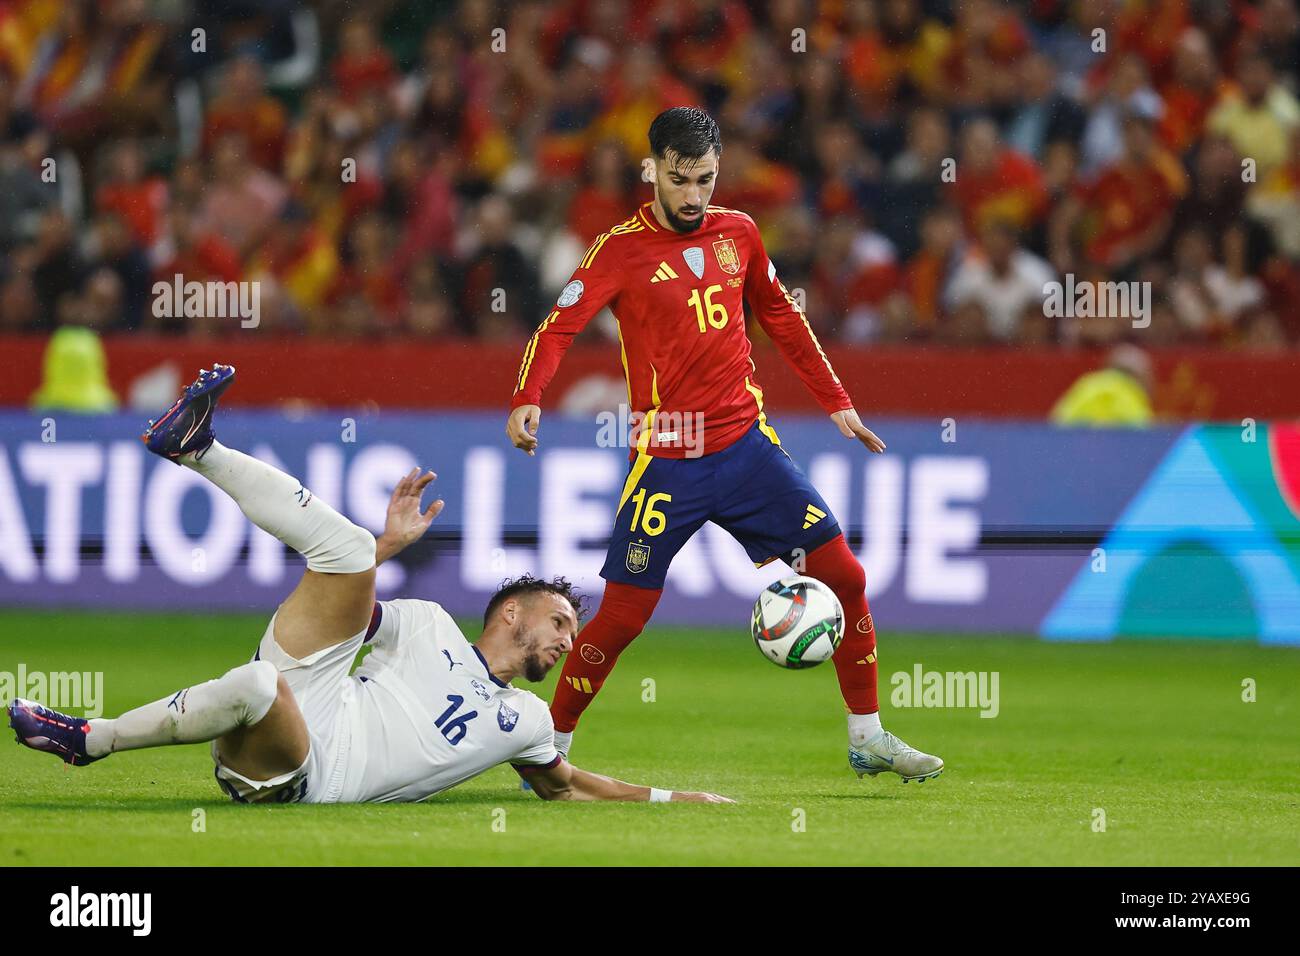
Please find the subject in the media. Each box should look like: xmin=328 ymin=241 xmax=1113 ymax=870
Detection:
xmin=335 ymin=599 xmax=559 ymax=803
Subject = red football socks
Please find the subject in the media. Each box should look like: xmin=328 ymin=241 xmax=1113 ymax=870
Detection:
xmin=802 ymin=533 xmax=880 ymax=715
xmin=551 ymin=534 xmax=879 ymax=730
xmin=550 ymin=581 xmax=662 ymax=733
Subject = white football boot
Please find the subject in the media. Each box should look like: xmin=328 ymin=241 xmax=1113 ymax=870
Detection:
xmin=849 ymin=730 xmax=944 ymax=783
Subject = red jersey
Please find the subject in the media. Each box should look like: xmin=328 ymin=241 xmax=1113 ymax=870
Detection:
xmin=511 ymin=202 xmax=852 ymax=459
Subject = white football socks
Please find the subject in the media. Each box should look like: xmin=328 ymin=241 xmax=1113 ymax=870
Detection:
xmin=85 ymin=661 xmax=279 ymax=757
xmin=183 ymin=440 xmax=375 ymax=573
xmin=553 ymin=730 xmax=574 ymax=757
xmin=847 ymin=712 xmax=883 ymax=748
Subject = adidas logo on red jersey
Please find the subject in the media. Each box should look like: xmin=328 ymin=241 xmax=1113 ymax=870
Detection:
xmin=650 ymin=262 xmax=680 ymax=283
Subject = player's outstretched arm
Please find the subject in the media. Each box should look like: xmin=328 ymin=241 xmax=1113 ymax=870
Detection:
xmin=522 ymin=758 xmax=733 ymax=804
xmin=375 ymin=468 xmax=443 ymax=565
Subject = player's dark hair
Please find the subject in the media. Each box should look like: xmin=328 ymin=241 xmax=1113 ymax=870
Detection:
xmin=648 ymin=107 xmax=722 ymax=164
xmin=483 ymin=574 xmax=588 ymax=628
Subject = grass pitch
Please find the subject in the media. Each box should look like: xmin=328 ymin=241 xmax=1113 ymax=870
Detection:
xmin=0 ymin=609 xmax=1296 ymax=866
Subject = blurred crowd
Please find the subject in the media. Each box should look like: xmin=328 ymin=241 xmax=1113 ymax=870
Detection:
xmin=2 ymin=0 xmax=1300 ymax=350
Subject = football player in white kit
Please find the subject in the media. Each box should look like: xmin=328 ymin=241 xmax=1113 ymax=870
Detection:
xmin=8 ymin=366 xmax=731 ymax=807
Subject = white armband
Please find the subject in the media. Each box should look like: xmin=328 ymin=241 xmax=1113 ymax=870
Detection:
xmin=649 ymin=788 xmax=673 ymax=803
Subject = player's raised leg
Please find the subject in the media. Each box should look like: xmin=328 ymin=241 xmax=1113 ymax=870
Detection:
xmin=141 ymin=364 xmax=378 ymax=661
xmin=139 ymin=363 xmax=377 ymax=783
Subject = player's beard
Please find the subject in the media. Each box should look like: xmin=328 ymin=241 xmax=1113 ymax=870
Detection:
xmin=660 ymin=196 xmax=704 ymax=233
xmin=512 ymin=623 xmax=550 ymax=682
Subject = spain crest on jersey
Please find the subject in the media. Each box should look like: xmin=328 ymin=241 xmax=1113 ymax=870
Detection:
xmin=626 ymin=541 xmax=651 ymax=573
xmin=712 ymin=238 xmax=740 ymax=275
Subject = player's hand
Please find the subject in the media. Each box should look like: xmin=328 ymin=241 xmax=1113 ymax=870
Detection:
xmin=671 ymin=791 xmax=736 ymax=804
xmin=382 ymin=467 xmax=443 ymax=550
xmin=831 ymin=408 xmax=886 ymax=453
xmin=507 ymin=404 xmax=542 ymax=456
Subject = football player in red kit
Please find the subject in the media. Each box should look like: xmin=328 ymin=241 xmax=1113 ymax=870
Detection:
xmin=506 ymin=107 xmax=942 ymax=783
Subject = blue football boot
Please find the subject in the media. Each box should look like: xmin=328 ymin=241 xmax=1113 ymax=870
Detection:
xmin=8 ymin=698 xmax=102 ymax=767
xmin=141 ymin=363 xmax=236 ymax=464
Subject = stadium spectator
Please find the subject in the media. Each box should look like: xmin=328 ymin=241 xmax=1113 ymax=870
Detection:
xmin=1005 ymin=53 xmax=1087 ymax=160
xmin=202 ymin=55 xmax=288 ymax=174
xmin=1157 ymin=28 xmax=1225 ymax=156
xmin=94 ymin=139 xmax=167 ymax=250
xmin=880 ymin=106 xmax=951 ymax=258
xmin=809 ymin=211 xmax=899 ymax=343
xmin=153 ymin=202 xmax=240 ymax=289
xmin=247 ymin=201 xmax=340 ymax=327
xmin=404 ymin=255 xmax=455 ymax=336
xmin=1246 ymin=126 xmax=1300 ymax=258
xmin=80 ymin=267 xmax=127 ymax=330
xmin=897 ymin=204 xmax=965 ymax=340
xmin=330 ymin=210 xmax=404 ymax=332
xmin=950 ymin=118 xmax=1049 ymax=236
xmin=567 ymin=138 xmax=636 ymax=245
xmin=1253 ymin=0 xmax=1300 ymax=76
xmin=596 ymin=42 xmax=697 ymax=161
xmin=386 ymin=139 xmax=458 ymax=278
xmin=283 ymin=92 xmax=385 ymax=243
xmin=86 ymin=211 xmax=151 ymax=330
xmin=945 ymin=0 xmax=1031 ymax=114
xmin=201 ymin=132 xmax=287 ymax=259
xmin=1206 ymin=49 xmax=1300 ymax=175
xmin=331 ymin=18 xmax=397 ymax=104
xmin=1078 ymin=53 xmax=1164 ymax=174
xmin=1172 ymin=133 xmax=1247 ymax=243
xmin=1052 ymin=112 xmax=1187 ymax=274
xmin=878 ymin=0 xmax=954 ymax=102
xmin=0 ymin=76 xmax=51 ymax=254
xmin=454 ymin=193 xmax=540 ymax=338
xmin=29 ymin=208 xmax=86 ymax=328
xmin=718 ymin=127 xmax=803 ymax=221
xmin=945 ymin=219 xmax=1055 ymax=343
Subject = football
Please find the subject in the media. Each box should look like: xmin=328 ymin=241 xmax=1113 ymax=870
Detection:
xmin=750 ymin=575 xmax=845 ymax=669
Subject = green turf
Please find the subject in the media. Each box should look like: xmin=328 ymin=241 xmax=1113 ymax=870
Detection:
xmin=0 ymin=609 xmax=1297 ymax=866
